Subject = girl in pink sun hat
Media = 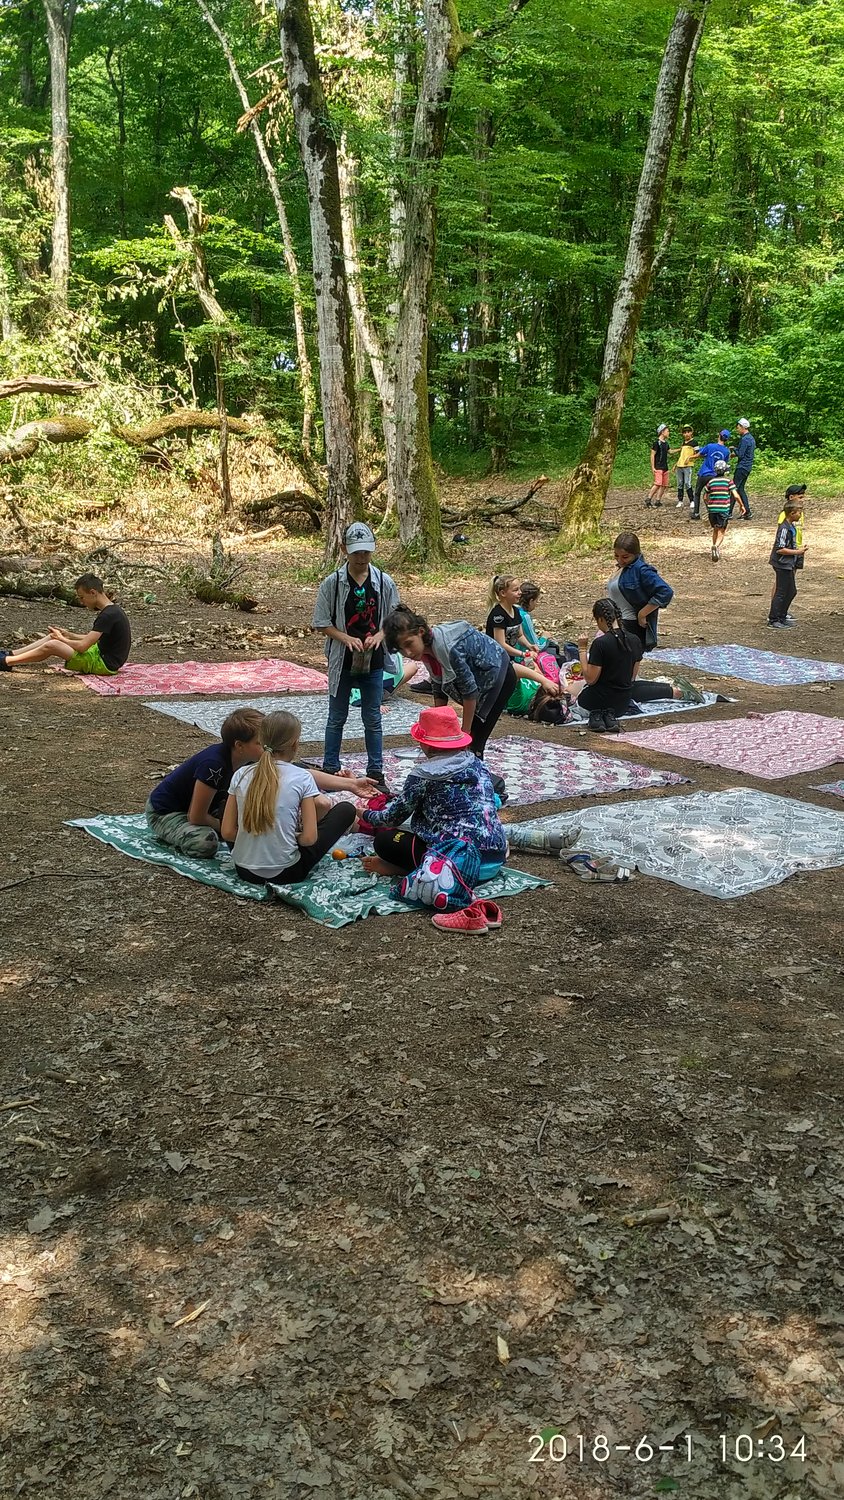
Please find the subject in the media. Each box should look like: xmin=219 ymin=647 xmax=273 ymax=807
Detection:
xmin=360 ymin=704 xmax=507 ymax=893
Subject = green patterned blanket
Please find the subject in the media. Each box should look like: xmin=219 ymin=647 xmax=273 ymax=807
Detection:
xmin=67 ymin=814 xmax=549 ymax=928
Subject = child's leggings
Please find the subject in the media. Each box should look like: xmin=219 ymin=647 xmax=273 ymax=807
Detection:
xmin=373 ymin=827 xmax=503 ymax=881
xmin=236 ymin=802 xmax=356 ymax=885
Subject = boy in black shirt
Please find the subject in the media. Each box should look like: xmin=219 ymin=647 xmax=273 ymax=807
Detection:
xmin=645 ymin=424 xmax=670 ymax=508
xmin=0 ymin=574 xmax=132 ymax=674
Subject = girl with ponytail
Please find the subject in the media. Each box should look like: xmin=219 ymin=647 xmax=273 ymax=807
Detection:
xmin=222 ymin=710 xmax=356 ymax=884
xmin=576 ymin=599 xmax=703 ymax=734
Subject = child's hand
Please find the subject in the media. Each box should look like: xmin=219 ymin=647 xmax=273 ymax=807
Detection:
xmin=48 ymin=626 xmax=67 ymax=640
xmin=351 ymin=776 xmax=380 ymax=798
xmin=540 ymin=676 xmax=561 ymax=696
xmin=342 ymin=634 xmax=364 ymax=652
xmin=800 ymin=544 xmax=809 ymax=553
xmin=577 ymin=633 xmax=589 ymax=649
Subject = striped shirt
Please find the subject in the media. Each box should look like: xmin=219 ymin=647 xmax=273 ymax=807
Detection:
xmin=703 ymin=475 xmax=739 ymax=514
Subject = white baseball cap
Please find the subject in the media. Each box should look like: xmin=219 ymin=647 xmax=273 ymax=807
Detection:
xmin=737 ymin=417 xmax=750 ymax=429
xmin=657 ymin=423 xmax=668 ymax=435
xmin=344 ymin=521 xmax=377 ymax=554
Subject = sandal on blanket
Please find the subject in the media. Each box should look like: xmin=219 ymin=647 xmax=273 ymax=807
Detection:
xmin=564 ymin=851 xmax=634 ymax=884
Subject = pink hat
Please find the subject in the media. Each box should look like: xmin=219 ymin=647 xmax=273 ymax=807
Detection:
xmin=410 ymin=704 xmax=473 ymax=750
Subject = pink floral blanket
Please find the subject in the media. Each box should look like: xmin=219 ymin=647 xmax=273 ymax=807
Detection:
xmin=62 ymin=658 xmax=329 ymax=697
xmin=618 ymin=711 xmax=844 ymax=780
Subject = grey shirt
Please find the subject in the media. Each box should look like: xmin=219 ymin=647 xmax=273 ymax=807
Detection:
xmin=312 ymin=563 xmax=400 ymax=695
xmin=606 ymin=574 xmax=637 ymax=622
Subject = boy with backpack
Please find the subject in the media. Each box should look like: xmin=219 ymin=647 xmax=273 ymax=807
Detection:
xmin=312 ymin=521 xmax=400 ymax=788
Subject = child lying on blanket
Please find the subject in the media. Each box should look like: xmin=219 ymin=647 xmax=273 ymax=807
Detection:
xmin=359 ymin=704 xmax=507 ymax=881
xmin=222 ymin=710 xmax=357 ymax=885
xmin=147 ymin=708 xmax=377 ymax=860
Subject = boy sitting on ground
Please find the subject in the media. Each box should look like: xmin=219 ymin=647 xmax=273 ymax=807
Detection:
xmin=0 ymin=573 xmax=131 ymax=675
xmin=147 ymin=707 xmax=380 ymax=860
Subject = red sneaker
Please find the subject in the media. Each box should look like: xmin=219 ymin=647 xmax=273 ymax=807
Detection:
xmin=471 ymin=898 xmax=503 ymax=929
xmin=431 ymin=904 xmax=489 ymax=935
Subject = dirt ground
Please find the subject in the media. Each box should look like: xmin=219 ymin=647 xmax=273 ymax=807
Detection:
xmin=1 ymin=482 xmax=844 ymax=1500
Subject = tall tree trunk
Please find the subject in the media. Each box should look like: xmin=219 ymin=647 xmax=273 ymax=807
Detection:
xmin=195 ymin=0 xmax=317 ymax=461
xmin=41 ymin=0 xmax=76 ymax=308
xmin=559 ymin=3 xmax=709 ymax=542
xmin=386 ymin=0 xmax=464 ymax=561
xmin=275 ymin=0 xmax=362 ymax=561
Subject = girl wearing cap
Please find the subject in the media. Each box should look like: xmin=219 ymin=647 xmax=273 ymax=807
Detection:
xmin=360 ymin=704 xmax=507 ymax=881
xmin=646 ymin=424 xmax=670 ymax=508
xmin=312 ymin=521 xmax=400 ymax=788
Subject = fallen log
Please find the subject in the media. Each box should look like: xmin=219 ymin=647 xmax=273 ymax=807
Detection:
xmin=0 ymin=573 xmax=82 ymax=605
xmin=442 ymin=474 xmax=550 ymax=525
xmin=191 ymin=579 xmax=258 ymax=611
xmin=0 ymin=416 xmax=93 ymax=463
xmin=0 ymin=376 xmax=97 ymax=401
xmin=112 ymin=410 xmax=255 ymax=446
xmin=243 ymin=487 xmax=322 ymax=532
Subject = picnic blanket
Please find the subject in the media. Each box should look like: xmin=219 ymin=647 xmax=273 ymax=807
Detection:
xmin=64 ymin=659 xmax=328 ymax=697
xmin=566 ymin=690 xmax=723 ymax=724
xmin=649 ymin=644 xmax=844 ymax=687
xmin=337 ymin=736 xmax=690 ymax=807
xmin=512 ymin=788 xmax=844 ymax=899
xmin=146 ymin=694 xmax=421 ymax=743
xmin=617 ymin=711 xmax=844 ymax=780
xmin=67 ymin=814 xmax=547 ymax=927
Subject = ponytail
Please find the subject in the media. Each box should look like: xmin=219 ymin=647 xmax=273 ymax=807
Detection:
xmin=593 ymin=597 xmax=631 ymax=654
xmin=489 ymin=573 xmax=516 ymax=606
xmin=241 ymin=709 xmax=301 ymax=835
xmin=242 ymin=751 xmax=280 ymax=835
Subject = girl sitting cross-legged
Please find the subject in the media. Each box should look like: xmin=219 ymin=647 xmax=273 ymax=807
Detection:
xmin=221 ymin=710 xmax=356 ymax=885
xmin=576 ymin=598 xmax=703 ymax=734
xmin=361 ymin=704 xmax=508 ymax=882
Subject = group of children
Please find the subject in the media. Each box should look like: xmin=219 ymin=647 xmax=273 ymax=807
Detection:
xmin=0 ymin=491 xmax=813 ymax=923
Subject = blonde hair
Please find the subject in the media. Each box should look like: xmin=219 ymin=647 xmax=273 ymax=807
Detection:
xmin=241 ymin=710 xmax=301 ymax=835
xmin=489 ymin=573 xmax=517 ymax=606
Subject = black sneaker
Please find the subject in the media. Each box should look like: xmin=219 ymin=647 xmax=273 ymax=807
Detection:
xmin=602 ymin=710 xmax=620 ymax=733
xmin=742 ymin=511 xmax=752 ymax=520
xmin=410 ymin=679 xmax=433 ymax=694
xmin=588 ymin=711 xmax=606 ymax=733
xmin=368 ymin=771 xmax=389 ymax=791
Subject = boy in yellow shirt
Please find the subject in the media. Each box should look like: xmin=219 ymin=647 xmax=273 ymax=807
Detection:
xmin=672 ymin=425 xmax=697 ymax=511
xmin=773 ymin=484 xmax=807 ymax=620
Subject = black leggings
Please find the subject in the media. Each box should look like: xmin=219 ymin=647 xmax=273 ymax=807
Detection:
xmin=470 ymin=663 xmax=518 ymax=758
xmin=578 ymin=678 xmax=672 ymax=715
xmin=236 ymin=801 xmax=356 ymax=885
xmin=372 ymin=828 xmax=428 ymax=872
xmin=769 ymin=567 xmax=797 ymax=624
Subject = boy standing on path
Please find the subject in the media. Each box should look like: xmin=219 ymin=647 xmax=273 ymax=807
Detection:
xmin=691 ymin=430 xmax=730 ymax=519
xmin=0 ymin=574 xmax=131 ymax=674
xmin=733 ymin=417 xmax=756 ymax=519
xmin=672 ymin=425 xmax=697 ymax=510
xmin=645 ymin=424 xmax=670 ymax=507
xmin=312 ymin=521 xmax=399 ymax=788
xmin=768 ymin=503 xmax=807 ymax=628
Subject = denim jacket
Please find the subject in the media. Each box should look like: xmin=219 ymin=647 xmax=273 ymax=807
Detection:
xmin=427 ymin=621 xmax=509 ymax=720
xmin=311 ymin=563 xmax=400 ymax=694
xmin=617 ymin=556 xmax=673 ymax=649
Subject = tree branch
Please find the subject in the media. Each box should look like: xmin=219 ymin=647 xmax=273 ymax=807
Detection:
xmin=0 ymin=376 xmax=96 ymax=400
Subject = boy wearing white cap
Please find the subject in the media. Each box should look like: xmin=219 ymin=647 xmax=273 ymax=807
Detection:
xmin=312 ymin=521 xmax=400 ymax=787
xmin=645 ymin=424 xmax=670 ymax=508
xmin=733 ymin=418 xmax=756 ymax=519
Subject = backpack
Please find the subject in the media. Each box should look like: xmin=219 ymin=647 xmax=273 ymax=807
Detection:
xmin=394 ymin=836 xmax=480 ymax=912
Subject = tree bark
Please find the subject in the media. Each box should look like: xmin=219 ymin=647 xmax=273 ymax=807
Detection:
xmin=41 ymin=0 xmax=77 ymax=307
xmin=651 ymin=8 xmax=706 ymax=279
xmin=275 ymin=0 xmax=363 ymax=561
xmin=559 ymin=3 xmax=709 ymax=542
xmin=0 ymin=376 xmax=96 ymax=400
xmin=384 ymin=0 xmax=466 ymax=561
xmin=0 ymin=415 xmax=92 ymax=462
xmin=195 ymin=0 xmax=317 ymax=461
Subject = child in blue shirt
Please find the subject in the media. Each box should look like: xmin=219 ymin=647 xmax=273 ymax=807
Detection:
xmin=691 ymin=430 xmax=730 ymax=519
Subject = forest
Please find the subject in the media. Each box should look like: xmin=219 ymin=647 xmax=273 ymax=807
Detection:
xmin=2 ymin=0 xmax=844 ymax=555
